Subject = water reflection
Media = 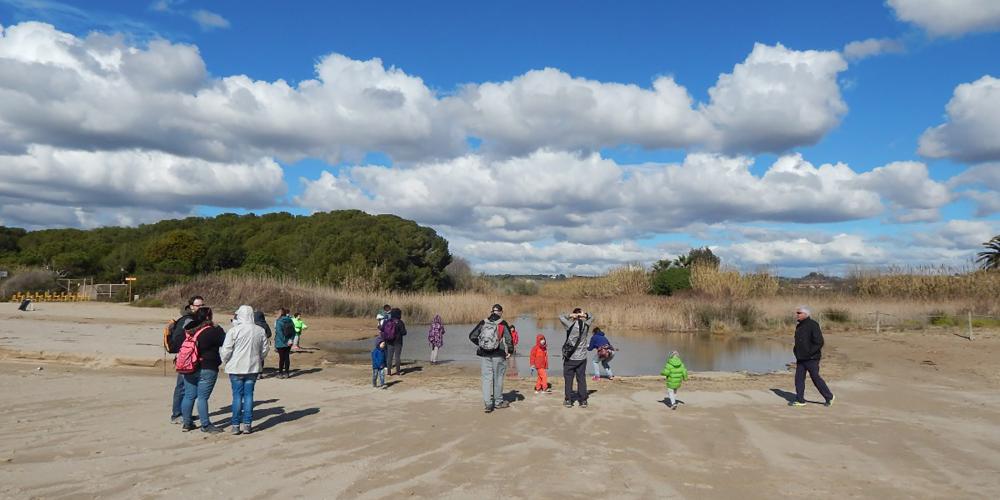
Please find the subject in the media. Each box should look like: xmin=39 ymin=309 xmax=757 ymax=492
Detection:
xmin=322 ymin=315 xmax=792 ymax=376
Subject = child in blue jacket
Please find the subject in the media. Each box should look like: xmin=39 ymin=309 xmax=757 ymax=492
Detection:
xmin=372 ymin=339 xmax=387 ymax=389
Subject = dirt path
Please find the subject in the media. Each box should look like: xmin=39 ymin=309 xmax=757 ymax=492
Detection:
xmin=1 ymin=303 xmax=999 ymax=498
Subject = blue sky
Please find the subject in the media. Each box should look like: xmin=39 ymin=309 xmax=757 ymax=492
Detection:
xmin=0 ymin=0 xmax=997 ymax=275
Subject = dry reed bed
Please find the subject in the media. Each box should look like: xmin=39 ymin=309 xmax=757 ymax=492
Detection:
xmin=154 ymin=274 xmax=998 ymax=332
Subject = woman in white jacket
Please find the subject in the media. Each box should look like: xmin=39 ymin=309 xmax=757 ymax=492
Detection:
xmin=221 ymin=305 xmax=270 ymax=435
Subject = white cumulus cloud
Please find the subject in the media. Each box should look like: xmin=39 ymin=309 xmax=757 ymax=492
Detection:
xmin=918 ymin=76 xmax=1000 ymax=163
xmin=842 ymin=38 xmax=905 ymax=61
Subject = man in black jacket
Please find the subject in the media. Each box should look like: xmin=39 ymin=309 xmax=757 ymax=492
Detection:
xmin=791 ymin=306 xmax=835 ymax=407
xmin=469 ymin=304 xmax=515 ymax=413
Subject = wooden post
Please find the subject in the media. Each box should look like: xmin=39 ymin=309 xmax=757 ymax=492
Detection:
xmin=968 ymin=311 xmax=974 ymax=341
xmin=875 ymin=311 xmax=881 ymax=335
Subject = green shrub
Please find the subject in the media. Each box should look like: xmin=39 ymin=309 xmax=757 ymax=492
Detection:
xmin=651 ymin=267 xmax=691 ymax=296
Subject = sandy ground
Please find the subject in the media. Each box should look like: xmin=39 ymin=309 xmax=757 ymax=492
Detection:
xmin=2 ymin=302 xmax=1000 ymax=499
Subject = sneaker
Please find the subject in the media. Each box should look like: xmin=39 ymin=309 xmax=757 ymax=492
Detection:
xmin=579 ymin=400 xmax=588 ymax=408
xmin=534 ymin=390 xmax=540 ymax=394
xmin=495 ymin=400 xmax=510 ymax=409
xmin=201 ymin=425 xmax=223 ymax=434
xmin=240 ymin=424 xmax=252 ymax=435
xmin=788 ymin=401 xmax=807 ymax=407
xmin=563 ymin=399 xmax=573 ymax=408
xmin=608 ymin=376 xmax=614 ymax=381
xmin=825 ymin=395 xmax=836 ymax=407
xmin=181 ymin=423 xmax=196 ymax=432
xmin=545 ymin=388 xmax=552 ymax=393
xmin=591 ymin=376 xmax=599 ymax=381
xmin=231 ymin=425 xmax=242 ymax=435
xmin=484 ymin=404 xmax=494 ymax=413
xmin=170 ymin=415 xmax=182 ymax=425
xmin=671 ymin=403 xmax=677 ymax=410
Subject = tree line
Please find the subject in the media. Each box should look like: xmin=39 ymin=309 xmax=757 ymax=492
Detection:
xmin=0 ymin=211 xmax=454 ymax=294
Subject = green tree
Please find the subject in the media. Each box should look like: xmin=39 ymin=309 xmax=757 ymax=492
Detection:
xmin=977 ymin=235 xmax=1000 ymax=270
xmin=651 ymin=267 xmax=691 ymax=296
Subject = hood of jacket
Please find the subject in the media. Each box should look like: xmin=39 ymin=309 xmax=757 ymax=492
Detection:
xmin=535 ymin=334 xmax=547 ymax=350
xmin=668 ymin=355 xmax=683 ymax=367
xmin=253 ymin=310 xmax=267 ymax=324
xmin=234 ymin=305 xmax=254 ymax=325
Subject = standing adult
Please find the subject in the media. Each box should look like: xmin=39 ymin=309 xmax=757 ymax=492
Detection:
xmin=428 ymin=314 xmax=445 ymax=365
xmin=180 ymin=307 xmax=227 ymax=433
xmin=560 ymin=308 xmax=595 ymax=408
xmin=253 ymin=310 xmax=271 ymax=377
xmin=469 ymin=304 xmax=514 ymax=413
xmin=381 ymin=308 xmax=407 ymax=375
xmin=790 ymin=306 xmax=835 ymax=407
xmin=220 ymin=305 xmax=270 ymax=435
xmin=274 ymin=308 xmax=295 ymax=379
xmin=170 ymin=295 xmax=203 ymax=424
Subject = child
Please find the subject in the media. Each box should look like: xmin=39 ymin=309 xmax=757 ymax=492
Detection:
xmin=291 ymin=312 xmax=308 ymax=351
xmin=371 ymin=339 xmax=387 ymax=389
xmin=660 ymin=350 xmax=688 ymax=409
xmin=588 ymin=327 xmax=616 ymax=381
xmin=529 ymin=334 xmax=550 ymax=394
xmin=427 ymin=314 xmax=445 ymax=365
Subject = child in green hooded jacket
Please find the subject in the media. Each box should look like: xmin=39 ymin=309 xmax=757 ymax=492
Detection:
xmin=660 ymin=350 xmax=688 ymax=410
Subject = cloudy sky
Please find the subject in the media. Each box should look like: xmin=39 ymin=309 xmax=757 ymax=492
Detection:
xmin=0 ymin=0 xmax=997 ymax=275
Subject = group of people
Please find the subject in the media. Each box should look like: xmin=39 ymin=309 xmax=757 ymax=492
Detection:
xmin=166 ymin=296 xmax=309 ymax=434
xmin=168 ymin=297 xmax=836 ymax=432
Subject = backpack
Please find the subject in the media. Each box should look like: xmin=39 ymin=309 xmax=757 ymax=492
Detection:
xmin=175 ymin=325 xmax=211 ymax=374
xmin=597 ymin=344 xmax=614 ymax=360
xmin=380 ymin=318 xmax=398 ymax=342
xmin=162 ymin=319 xmax=177 ymax=353
xmin=164 ymin=316 xmax=189 ymax=354
xmin=477 ymin=319 xmax=502 ymax=351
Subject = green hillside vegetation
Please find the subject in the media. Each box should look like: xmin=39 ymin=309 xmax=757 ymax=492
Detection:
xmin=0 ymin=211 xmax=452 ymax=294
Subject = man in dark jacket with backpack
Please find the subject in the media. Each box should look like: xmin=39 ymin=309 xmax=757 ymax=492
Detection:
xmin=469 ymin=304 xmax=515 ymax=413
xmin=790 ymin=306 xmax=835 ymax=407
xmin=380 ymin=308 xmax=407 ymax=376
xmin=169 ymin=296 xmax=203 ymax=424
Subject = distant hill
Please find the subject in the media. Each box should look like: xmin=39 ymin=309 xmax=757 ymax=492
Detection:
xmin=0 ymin=211 xmax=453 ymax=293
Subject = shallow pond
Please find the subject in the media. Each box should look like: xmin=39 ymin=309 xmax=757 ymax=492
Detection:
xmin=321 ymin=315 xmax=792 ymax=376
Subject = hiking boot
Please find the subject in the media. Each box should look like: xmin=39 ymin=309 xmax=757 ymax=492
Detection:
xmin=231 ymin=425 xmax=242 ymax=435
xmin=788 ymin=401 xmax=807 ymax=407
xmin=563 ymin=399 xmax=573 ymax=408
xmin=495 ymin=400 xmax=510 ymax=409
xmin=579 ymin=400 xmax=588 ymax=408
xmin=825 ymin=395 xmax=836 ymax=407
xmin=484 ymin=404 xmax=494 ymax=413
xmin=181 ymin=423 xmax=196 ymax=432
xmin=201 ymin=425 xmax=223 ymax=434
xmin=240 ymin=423 xmax=252 ymax=435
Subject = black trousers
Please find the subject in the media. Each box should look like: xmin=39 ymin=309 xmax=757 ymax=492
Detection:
xmin=277 ymin=347 xmax=291 ymax=373
xmin=563 ymin=359 xmax=588 ymax=402
xmin=386 ymin=339 xmax=403 ymax=374
xmin=795 ymin=359 xmax=833 ymax=402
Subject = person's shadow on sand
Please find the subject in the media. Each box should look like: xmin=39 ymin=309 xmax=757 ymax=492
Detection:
xmin=211 ymin=398 xmax=279 ymax=417
xmin=501 ymin=390 xmax=526 ymax=403
xmin=254 ymin=407 xmax=320 ymax=432
xmin=770 ymin=388 xmax=822 ymax=404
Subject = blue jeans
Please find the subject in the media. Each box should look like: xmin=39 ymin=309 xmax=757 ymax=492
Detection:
xmin=480 ymin=356 xmax=507 ymax=406
xmin=372 ymin=367 xmax=386 ymax=387
xmin=229 ymin=374 xmax=257 ymax=426
xmin=592 ymin=358 xmax=613 ymax=378
xmin=171 ymin=373 xmax=185 ymax=418
xmin=181 ymin=368 xmax=219 ymax=427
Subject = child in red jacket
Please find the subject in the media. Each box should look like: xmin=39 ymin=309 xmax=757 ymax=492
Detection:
xmin=529 ymin=334 xmax=550 ymax=393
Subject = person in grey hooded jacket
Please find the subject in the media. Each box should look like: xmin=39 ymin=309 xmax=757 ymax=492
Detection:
xmin=221 ymin=305 xmax=270 ymax=434
xmin=560 ymin=308 xmax=595 ymax=408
